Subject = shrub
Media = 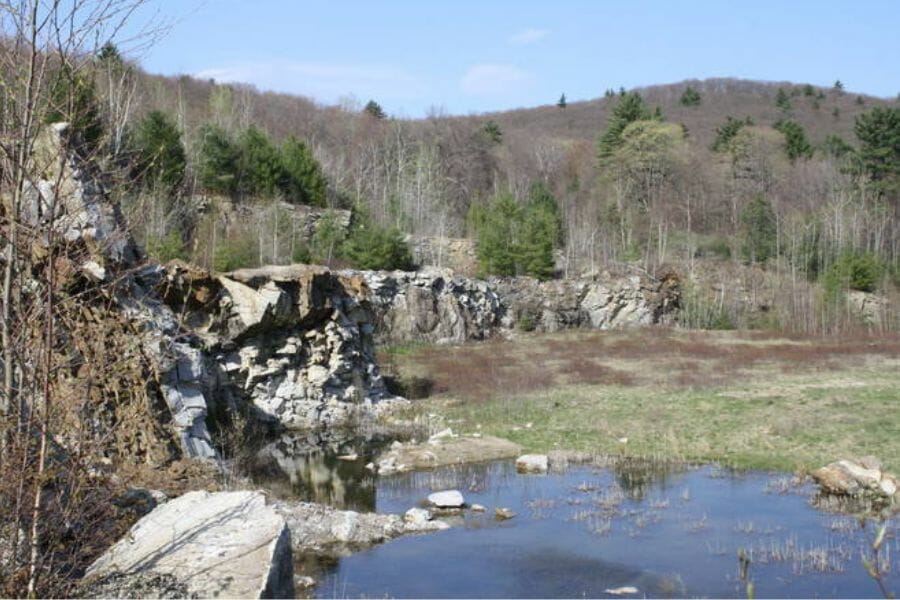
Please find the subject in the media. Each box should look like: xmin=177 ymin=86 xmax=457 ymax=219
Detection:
xmin=822 ymin=251 xmax=883 ymax=296
xmin=213 ymin=236 xmax=257 ymax=272
xmin=341 ymin=212 xmax=413 ymax=271
xmin=143 ymin=230 xmax=187 ymax=262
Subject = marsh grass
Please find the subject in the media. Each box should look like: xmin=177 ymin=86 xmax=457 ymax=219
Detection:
xmin=391 ymin=329 xmax=900 ymax=472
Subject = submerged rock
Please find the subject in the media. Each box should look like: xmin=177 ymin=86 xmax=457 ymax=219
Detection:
xmin=87 ymin=490 xmax=294 ymax=599
xmin=494 ymin=507 xmax=515 ymax=520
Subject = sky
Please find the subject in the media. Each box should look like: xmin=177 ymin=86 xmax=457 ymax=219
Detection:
xmin=124 ymin=0 xmax=900 ymax=118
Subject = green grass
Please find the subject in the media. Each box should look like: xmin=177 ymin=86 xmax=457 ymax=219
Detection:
xmin=395 ymin=329 xmax=900 ymax=474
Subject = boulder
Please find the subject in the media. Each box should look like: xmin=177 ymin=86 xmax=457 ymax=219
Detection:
xmin=516 ymin=454 xmax=549 ymax=474
xmin=427 ymin=490 xmax=466 ymax=508
xmin=811 ymin=459 xmax=898 ymax=500
xmin=87 ymin=491 xmax=293 ymax=599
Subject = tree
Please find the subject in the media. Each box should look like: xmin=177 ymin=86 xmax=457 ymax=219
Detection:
xmin=44 ymin=66 xmax=104 ymax=151
xmin=519 ymin=183 xmax=562 ymax=279
xmin=278 ymin=136 xmax=327 ymax=206
xmin=775 ymin=87 xmax=791 ymax=113
xmin=132 ymin=110 xmax=186 ymax=189
xmin=833 ymin=79 xmax=844 ymax=94
xmin=854 ymin=106 xmax=900 ymax=197
xmin=473 ymin=194 xmax=521 ymax=277
xmin=341 ymin=210 xmax=413 ymax=270
xmin=773 ymin=119 xmax=813 ymax=163
xmin=236 ymin=126 xmax=282 ymax=197
xmin=482 ymin=120 xmax=503 ymax=144
xmin=680 ymin=86 xmax=702 ymax=107
xmin=613 ymin=120 xmax=686 ymax=209
xmin=802 ymin=84 xmax=815 ymax=97
xmin=741 ymin=195 xmax=777 ymax=264
xmin=557 ymin=93 xmax=567 ymax=108
xmin=197 ymin=123 xmax=240 ymax=194
xmin=711 ymin=116 xmax=753 ymax=152
xmin=597 ymin=91 xmax=655 ymax=160
xmin=363 ymin=100 xmax=386 ymax=120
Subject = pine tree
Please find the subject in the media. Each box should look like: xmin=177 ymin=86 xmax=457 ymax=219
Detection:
xmin=854 ymin=106 xmax=900 ymax=196
xmin=711 ymin=116 xmax=753 ymax=152
xmin=132 ymin=110 xmax=186 ymax=189
xmin=341 ymin=209 xmax=413 ymax=270
xmin=237 ymin=126 xmax=282 ymax=197
xmin=774 ymin=119 xmax=814 ymax=162
xmin=775 ymin=87 xmax=792 ymax=112
xmin=482 ymin=120 xmax=503 ymax=144
xmin=278 ymin=136 xmax=327 ymax=206
xmin=557 ymin=93 xmax=567 ymax=108
xmin=741 ymin=195 xmax=777 ymax=264
xmin=597 ymin=92 xmax=654 ymax=160
xmin=833 ymin=79 xmax=844 ymax=94
xmin=198 ymin=123 xmax=240 ymax=194
xmin=44 ymin=66 xmax=104 ymax=150
xmin=679 ymin=86 xmax=702 ymax=107
xmin=363 ymin=100 xmax=386 ymax=119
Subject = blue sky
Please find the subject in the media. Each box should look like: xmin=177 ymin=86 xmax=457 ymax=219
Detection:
xmin=127 ymin=0 xmax=900 ymax=117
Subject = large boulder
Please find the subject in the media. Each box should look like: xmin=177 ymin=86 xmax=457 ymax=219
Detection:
xmin=811 ymin=458 xmax=898 ymax=500
xmin=87 ymin=490 xmax=294 ymax=599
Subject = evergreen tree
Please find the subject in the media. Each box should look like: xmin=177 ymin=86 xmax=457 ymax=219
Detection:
xmin=833 ymin=79 xmax=844 ymax=94
xmin=482 ymin=120 xmax=503 ymax=144
xmin=741 ymin=195 xmax=777 ymax=264
xmin=237 ymin=126 xmax=282 ymax=197
xmin=341 ymin=210 xmax=413 ymax=270
xmin=774 ymin=119 xmax=814 ymax=162
xmin=474 ymin=194 xmax=521 ymax=277
xmin=775 ymin=87 xmax=792 ymax=112
xmin=132 ymin=111 xmax=186 ymax=189
xmin=854 ymin=106 xmax=900 ymax=196
xmin=363 ymin=100 xmax=386 ymax=119
xmin=679 ymin=86 xmax=702 ymax=107
xmin=856 ymin=95 xmax=865 ymax=106
xmin=519 ymin=183 xmax=562 ymax=279
xmin=802 ymin=84 xmax=815 ymax=97
xmin=711 ymin=116 xmax=753 ymax=152
xmin=597 ymin=92 xmax=655 ymax=160
xmin=278 ymin=136 xmax=327 ymax=206
xmin=557 ymin=93 xmax=567 ymax=108
xmin=197 ymin=123 xmax=240 ymax=194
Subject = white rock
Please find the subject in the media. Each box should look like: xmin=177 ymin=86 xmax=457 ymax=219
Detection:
xmin=87 ymin=490 xmax=293 ymax=599
xmin=880 ymin=477 xmax=897 ymax=497
xmin=428 ymin=428 xmax=454 ymax=442
xmin=404 ymin=507 xmax=432 ymax=526
xmin=516 ymin=454 xmax=549 ymax=474
xmin=470 ymin=503 xmax=486 ymax=512
xmin=427 ymin=490 xmax=465 ymax=508
xmin=605 ymin=586 xmax=639 ymax=595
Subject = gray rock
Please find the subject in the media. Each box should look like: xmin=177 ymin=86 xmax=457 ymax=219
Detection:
xmin=87 ymin=491 xmax=293 ymax=599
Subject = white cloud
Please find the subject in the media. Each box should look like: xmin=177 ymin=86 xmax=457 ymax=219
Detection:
xmin=460 ymin=64 xmax=534 ymax=96
xmin=507 ymin=28 xmax=549 ymax=45
xmin=194 ymin=61 xmax=423 ymax=103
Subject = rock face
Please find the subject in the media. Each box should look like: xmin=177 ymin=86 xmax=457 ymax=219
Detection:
xmin=356 ymin=267 xmax=679 ymax=345
xmin=811 ymin=458 xmax=899 ymax=500
xmin=87 ymin=491 xmax=294 ymax=599
xmin=162 ymin=263 xmax=406 ymax=431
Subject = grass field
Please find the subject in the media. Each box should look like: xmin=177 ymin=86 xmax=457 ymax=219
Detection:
xmin=381 ymin=329 xmax=900 ymax=473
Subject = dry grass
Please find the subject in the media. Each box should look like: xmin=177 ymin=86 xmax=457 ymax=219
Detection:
xmin=386 ymin=328 xmax=900 ymax=472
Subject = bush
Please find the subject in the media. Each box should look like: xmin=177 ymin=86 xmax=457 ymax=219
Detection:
xmin=822 ymin=251 xmax=883 ymax=296
xmin=341 ymin=213 xmax=413 ymax=271
xmin=143 ymin=230 xmax=187 ymax=262
xmin=213 ymin=237 xmax=257 ymax=272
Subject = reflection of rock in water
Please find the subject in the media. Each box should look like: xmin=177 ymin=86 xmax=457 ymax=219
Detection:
xmin=613 ymin=459 xmax=686 ymax=501
xmin=251 ymin=431 xmax=381 ymax=511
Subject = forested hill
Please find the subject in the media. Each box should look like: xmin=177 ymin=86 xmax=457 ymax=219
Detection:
xmin=491 ymin=78 xmax=891 ymax=148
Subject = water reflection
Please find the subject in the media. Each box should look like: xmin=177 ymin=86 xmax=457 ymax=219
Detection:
xmin=248 ymin=430 xmax=382 ymax=511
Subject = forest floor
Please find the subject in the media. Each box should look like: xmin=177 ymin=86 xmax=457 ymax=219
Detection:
xmin=380 ymin=328 xmax=900 ymax=473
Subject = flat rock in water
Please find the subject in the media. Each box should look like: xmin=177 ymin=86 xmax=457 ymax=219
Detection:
xmin=378 ymin=435 xmax=521 ymax=471
xmin=87 ymin=490 xmax=293 ymax=599
xmin=428 ymin=490 xmax=466 ymax=508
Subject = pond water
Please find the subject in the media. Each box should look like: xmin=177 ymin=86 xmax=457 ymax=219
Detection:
xmin=248 ymin=439 xmax=897 ymax=598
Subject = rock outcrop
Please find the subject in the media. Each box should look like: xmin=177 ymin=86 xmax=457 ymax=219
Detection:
xmin=86 ymin=490 xmax=294 ymax=599
xmin=356 ymin=267 xmax=680 ymax=345
xmin=161 ymin=263 xmax=406 ymax=431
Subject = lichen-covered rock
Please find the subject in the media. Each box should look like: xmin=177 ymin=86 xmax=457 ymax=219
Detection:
xmin=87 ymin=491 xmax=294 ymax=599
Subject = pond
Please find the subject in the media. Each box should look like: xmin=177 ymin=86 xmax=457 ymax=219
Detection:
xmin=249 ymin=438 xmax=897 ymax=598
